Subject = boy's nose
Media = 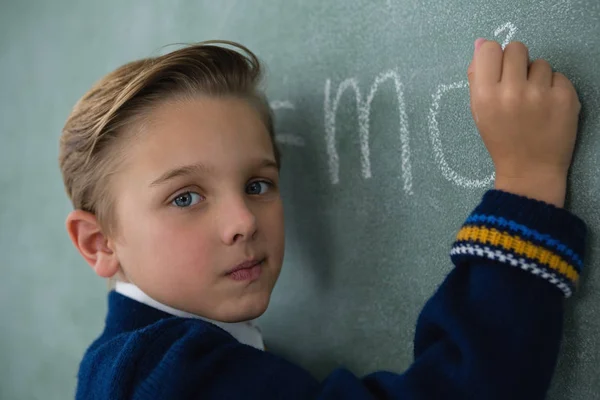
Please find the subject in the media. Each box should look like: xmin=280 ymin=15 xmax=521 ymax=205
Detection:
xmin=219 ymin=197 xmax=258 ymax=245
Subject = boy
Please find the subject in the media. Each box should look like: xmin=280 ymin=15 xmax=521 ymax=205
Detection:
xmin=60 ymin=38 xmax=585 ymax=399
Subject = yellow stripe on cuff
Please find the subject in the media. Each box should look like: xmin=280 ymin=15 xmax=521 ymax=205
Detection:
xmin=456 ymin=225 xmax=579 ymax=282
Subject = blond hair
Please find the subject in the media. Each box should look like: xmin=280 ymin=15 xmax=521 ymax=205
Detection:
xmin=59 ymin=40 xmax=280 ymax=238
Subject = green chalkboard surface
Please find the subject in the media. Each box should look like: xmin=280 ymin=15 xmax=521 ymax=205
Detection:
xmin=1 ymin=1 xmax=599 ymax=399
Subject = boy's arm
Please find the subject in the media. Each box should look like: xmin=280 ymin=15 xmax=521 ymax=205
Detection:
xmin=361 ymin=189 xmax=586 ymax=399
xmin=363 ymin=38 xmax=585 ymax=399
xmin=354 ymin=38 xmax=586 ymax=398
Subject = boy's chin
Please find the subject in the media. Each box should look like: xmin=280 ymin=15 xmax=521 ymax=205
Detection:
xmin=204 ymin=293 xmax=271 ymax=323
xmin=217 ymin=292 xmax=272 ymax=323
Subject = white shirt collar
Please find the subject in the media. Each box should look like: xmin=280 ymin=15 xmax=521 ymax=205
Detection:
xmin=114 ymin=281 xmax=265 ymax=351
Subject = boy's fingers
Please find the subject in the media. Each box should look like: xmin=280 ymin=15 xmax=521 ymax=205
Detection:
xmin=502 ymin=41 xmax=529 ymax=83
xmin=473 ymin=40 xmax=503 ymax=86
xmin=551 ymin=71 xmax=573 ymax=89
xmin=528 ymin=59 xmax=553 ymax=87
xmin=467 ymin=38 xmax=486 ymax=81
xmin=552 ymin=72 xmax=581 ymax=110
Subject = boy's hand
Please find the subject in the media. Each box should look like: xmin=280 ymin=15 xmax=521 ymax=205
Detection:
xmin=467 ymin=39 xmax=581 ymax=207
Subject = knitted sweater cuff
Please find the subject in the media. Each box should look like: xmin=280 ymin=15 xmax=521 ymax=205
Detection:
xmin=451 ymin=190 xmax=587 ymax=298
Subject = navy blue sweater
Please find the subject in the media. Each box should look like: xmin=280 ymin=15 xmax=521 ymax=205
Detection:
xmin=76 ymin=190 xmax=587 ymax=399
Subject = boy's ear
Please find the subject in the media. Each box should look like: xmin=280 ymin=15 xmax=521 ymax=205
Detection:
xmin=66 ymin=210 xmax=120 ymax=278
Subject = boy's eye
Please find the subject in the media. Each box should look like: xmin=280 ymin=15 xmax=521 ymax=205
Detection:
xmin=172 ymin=192 xmax=203 ymax=208
xmin=246 ymin=181 xmax=271 ymax=195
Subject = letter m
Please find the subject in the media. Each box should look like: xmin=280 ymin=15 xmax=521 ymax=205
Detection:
xmin=323 ymin=70 xmax=412 ymax=195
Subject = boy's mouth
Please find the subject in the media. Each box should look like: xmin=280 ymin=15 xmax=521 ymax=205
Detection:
xmin=225 ymin=258 xmax=265 ymax=281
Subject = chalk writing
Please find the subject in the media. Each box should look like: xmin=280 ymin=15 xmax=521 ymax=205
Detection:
xmin=270 ymin=100 xmax=306 ymax=147
xmin=494 ymin=22 xmax=517 ymax=49
xmin=270 ymin=100 xmax=295 ymax=110
xmin=324 ymin=70 xmax=413 ymax=194
xmin=428 ymin=81 xmax=495 ymax=188
xmin=273 ymin=22 xmax=518 ymax=193
xmin=425 ymin=22 xmax=514 ymax=188
xmin=275 ymin=134 xmax=306 ymax=147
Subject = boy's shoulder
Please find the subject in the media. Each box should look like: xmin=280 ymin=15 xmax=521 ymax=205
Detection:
xmin=90 ymin=291 xmax=232 ymax=343
xmin=76 ymin=292 xmax=237 ymax=398
xmin=76 ymin=291 xmax=318 ymax=400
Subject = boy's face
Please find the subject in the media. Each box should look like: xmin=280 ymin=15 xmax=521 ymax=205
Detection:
xmin=109 ymin=97 xmax=284 ymax=323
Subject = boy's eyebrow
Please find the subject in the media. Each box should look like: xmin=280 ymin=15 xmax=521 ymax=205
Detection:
xmin=150 ymin=163 xmax=212 ymax=187
xmin=255 ymin=159 xmax=279 ymax=171
xmin=149 ymin=159 xmax=278 ymax=187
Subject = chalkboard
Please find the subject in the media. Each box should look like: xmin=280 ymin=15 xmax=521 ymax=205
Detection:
xmin=1 ymin=1 xmax=599 ymax=399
